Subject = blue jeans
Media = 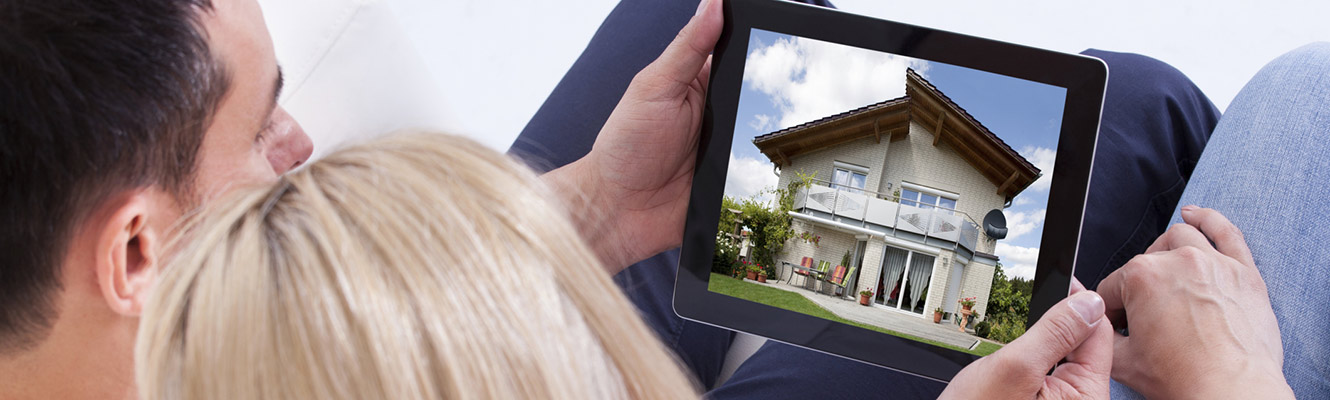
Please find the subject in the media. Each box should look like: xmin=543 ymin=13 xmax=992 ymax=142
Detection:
xmin=1110 ymin=42 xmax=1330 ymax=399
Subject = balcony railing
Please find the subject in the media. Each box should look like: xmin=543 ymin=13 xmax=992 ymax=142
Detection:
xmin=793 ymin=179 xmax=983 ymax=253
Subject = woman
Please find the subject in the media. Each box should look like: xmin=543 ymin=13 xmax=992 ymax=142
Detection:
xmin=135 ymin=133 xmax=699 ymax=399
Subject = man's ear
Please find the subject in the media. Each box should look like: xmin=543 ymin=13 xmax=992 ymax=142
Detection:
xmin=94 ymin=192 xmax=162 ymax=317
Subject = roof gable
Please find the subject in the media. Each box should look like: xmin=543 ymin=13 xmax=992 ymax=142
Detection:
xmin=752 ymin=69 xmax=1041 ymax=200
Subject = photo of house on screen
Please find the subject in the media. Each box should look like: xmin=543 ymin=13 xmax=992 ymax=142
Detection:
xmin=755 ymin=69 xmax=1040 ymax=321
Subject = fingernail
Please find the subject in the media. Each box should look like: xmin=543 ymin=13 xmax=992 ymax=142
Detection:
xmin=1181 ymin=205 xmax=1197 ymax=213
xmin=696 ymin=0 xmax=711 ymax=16
xmin=1069 ymin=291 xmax=1104 ymax=327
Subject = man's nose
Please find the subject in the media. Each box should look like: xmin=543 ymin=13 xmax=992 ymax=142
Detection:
xmin=265 ymin=106 xmax=314 ymax=175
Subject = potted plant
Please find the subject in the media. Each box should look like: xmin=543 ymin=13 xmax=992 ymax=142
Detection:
xmin=746 ymin=263 xmax=759 ymax=280
xmin=959 ymin=297 xmax=977 ymax=312
xmin=858 ymin=289 xmax=873 ymax=306
xmin=933 ymin=307 xmax=944 ymax=324
xmin=757 ymin=267 xmax=768 ymax=283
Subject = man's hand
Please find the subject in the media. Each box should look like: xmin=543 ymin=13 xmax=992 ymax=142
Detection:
xmin=940 ymin=280 xmax=1113 ymax=399
xmin=1098 ymin=206 xmax=1292 ymax=399
xmin=543 ymin=0 xmax=722 ymax=272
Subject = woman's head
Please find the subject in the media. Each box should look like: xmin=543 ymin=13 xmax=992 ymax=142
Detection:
xmin=136 ymin=132 xmax=697 ymax=399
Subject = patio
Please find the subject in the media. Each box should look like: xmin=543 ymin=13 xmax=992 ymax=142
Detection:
xmin=750 ymin=278 xmax=990 ymax=351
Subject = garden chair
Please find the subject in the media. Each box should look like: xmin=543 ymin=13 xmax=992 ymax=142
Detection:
xmin=828 ymin=266 xmax=857 ymax=297
xmin=820 ymin=265 xmax=846 ymax=295
xmin=792 ymin=256 xmax=815 ymax=286
xmin=807 ymin=260 xmax=830 ymax=291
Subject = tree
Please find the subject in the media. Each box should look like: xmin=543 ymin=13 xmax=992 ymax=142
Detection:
xmin=714 ymin=172 xmax=814 ymax=278
xmin=982 ymin=262 xmax=1031 ymax=343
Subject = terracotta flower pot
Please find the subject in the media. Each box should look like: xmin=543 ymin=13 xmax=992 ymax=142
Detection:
xmin=859 ymin=294 xmax=871 ymax=306
xmin=962 ymin=304 xmax=973 ymax=312
xmin=746 ymin=271 xmax=758 ymax=280
xmin=757 ymin=275 xmax=767 ymax=283
xmin=933 ymin=311 xmax=943 ymax=324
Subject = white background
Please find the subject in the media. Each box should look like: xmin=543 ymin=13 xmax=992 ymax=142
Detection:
xmin=383 ymin=0 xmax=1329 ymax=151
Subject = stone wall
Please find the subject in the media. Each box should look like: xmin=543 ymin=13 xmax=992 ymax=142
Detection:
xmin=922 ymin=249 xmax=955 ymax=317
xmin=777 ymin=136 xmax=892 ymax=195
xmin=777 ymin=219 xmax=858 ymax=280
xmin=959 ymin=261 xmax=997 ymax=318
xmin=880 ymin=123 xmax=1006 ymax=254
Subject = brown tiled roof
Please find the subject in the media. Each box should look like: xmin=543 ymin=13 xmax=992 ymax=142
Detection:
xmin=753 ymin=96 xmax=910 ymax=144
xmin=902 ymin=68 xmax=1037 ymax=173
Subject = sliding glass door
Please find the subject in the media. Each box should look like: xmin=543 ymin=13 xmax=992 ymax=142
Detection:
xmin=873 ymin=246 xmax=936 ymax=315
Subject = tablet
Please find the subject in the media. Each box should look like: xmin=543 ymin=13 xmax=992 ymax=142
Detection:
xmin=675 ymin=0 xmax=1107 ymax=383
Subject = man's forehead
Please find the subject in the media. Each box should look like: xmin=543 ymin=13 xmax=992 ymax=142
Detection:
xmin=200 ymin=0 xmax=274 ymax=69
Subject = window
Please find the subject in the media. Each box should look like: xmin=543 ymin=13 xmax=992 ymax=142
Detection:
xmin=874 ymin=246 xmax=936 ymax=315
xmin=831 ymin=162 xmax=868 ymax=194
xmin=900 ymin=183 xmax=958 ymax=214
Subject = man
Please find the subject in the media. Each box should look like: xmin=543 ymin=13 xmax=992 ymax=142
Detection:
xmin=1 ymin=0 xmax=311 ymax=397
xmin=0 ymin=0 xmax=713 ymax=398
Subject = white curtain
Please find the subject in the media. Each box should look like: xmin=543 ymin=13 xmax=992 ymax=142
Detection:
xmin=881 ymin=247 xmax=908 ymax=302
xmin=907 ymin=253 xmax=935 ymax=311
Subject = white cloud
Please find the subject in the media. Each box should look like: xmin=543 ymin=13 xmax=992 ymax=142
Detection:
xmin=724 ymin=153 xmax=779 ymax=203
xmin=1011 ymin=196 xmax=1034 ymax=207
xmin=743 ymin=36 xmax=929 ymax=130
xmin=994 ymin=242 xmax=1039 ymax=280
xmin=748 ymin=114 xmax=774 ymax=132
xmin=1003 ymin=208 xmax=1046 ymax=241
xmin=1018 ymin=145 xmax=1057 ymax=193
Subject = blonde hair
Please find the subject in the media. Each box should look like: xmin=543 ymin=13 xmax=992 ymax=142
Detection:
xmin=135 ymin=132 xmax=699 ymax=399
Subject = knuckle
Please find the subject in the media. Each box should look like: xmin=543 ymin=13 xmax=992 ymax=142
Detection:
xmin=1119 ymin=260 xmax=1160 ymax=286
xmin=1219 ymin=223 xmax=1247 ymax=242
xmin=1165 ymin=223 xmax=1195 ymax=236
xmin=1175 ymin=246 xmax=1207 ymax=263
xmin=1043 ymin=313 xmax=1083 ymax=352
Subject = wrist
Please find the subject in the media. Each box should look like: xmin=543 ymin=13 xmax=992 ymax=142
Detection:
xmin=541 ymin=156 xmax=628 ymax=272
xmin=1188 ymin=361 xmax=1292 ymax=399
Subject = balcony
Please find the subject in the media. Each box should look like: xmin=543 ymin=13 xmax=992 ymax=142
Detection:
xmin=792 ymin=180 xmax=984 ymax=256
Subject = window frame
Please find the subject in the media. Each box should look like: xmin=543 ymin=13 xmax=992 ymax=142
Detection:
xmin=831 ymin=161 xmax=869 ymax=194
xmin=899 ymin=182 xmax=960 ymax=214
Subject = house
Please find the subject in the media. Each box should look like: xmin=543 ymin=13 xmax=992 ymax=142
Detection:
xmin=754 ymin=69 xmax=1039 ymax=321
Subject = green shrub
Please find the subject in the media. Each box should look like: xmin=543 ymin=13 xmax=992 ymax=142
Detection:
xmin=974 ymin=320 xmax=991 ymax=338
xmin=984 ymin=319 xmax=1027 ymax=343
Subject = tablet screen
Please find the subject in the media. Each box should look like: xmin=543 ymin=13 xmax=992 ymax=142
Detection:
xmin=710 ymin=28 xmax=1065 ymax=356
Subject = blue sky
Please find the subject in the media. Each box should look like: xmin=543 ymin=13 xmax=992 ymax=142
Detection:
xmin=726 ymin=29 xmax=1066 ymax=279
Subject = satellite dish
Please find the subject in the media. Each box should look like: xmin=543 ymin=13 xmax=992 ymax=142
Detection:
xmin=983 ymin=209 xmax=1008 ymax=240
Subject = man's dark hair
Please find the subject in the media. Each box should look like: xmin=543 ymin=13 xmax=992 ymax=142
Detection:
xmin=0 ymin=0 xmax=229 ymax=352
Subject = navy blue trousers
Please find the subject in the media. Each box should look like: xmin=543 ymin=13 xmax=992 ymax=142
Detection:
xmin=508 ymin=1 xmax=1219 ymax=397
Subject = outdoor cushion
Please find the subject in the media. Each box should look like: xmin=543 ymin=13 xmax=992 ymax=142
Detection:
xmin=830 ymin=265 xmax=846 ymax=283
xmin=795 ymin=256 xmax=814 ymax=275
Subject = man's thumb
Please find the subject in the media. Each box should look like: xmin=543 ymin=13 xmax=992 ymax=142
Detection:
xmin=1000 ymin=290 xmax=1105 ymax=369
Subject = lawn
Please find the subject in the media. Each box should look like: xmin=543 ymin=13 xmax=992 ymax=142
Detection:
xmin=709 ymin=273 xmax=1001 ymax=357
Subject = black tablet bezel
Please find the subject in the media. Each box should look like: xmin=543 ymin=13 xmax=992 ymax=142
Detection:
xmin=674 ymin=0 xmax=1107 ymax=383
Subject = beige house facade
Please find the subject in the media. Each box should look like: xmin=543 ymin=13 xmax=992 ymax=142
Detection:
xmin=755 ymin=70 xmax=1040 ymax=321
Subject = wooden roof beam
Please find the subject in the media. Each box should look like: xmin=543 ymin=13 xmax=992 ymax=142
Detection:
xmin=873 ymin=118 xmax=881 ymax=143
xmin=996 ymin=171 xmax=1019 ymax=196
xmin=932 ymin=112 xmax=948 ymax=146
